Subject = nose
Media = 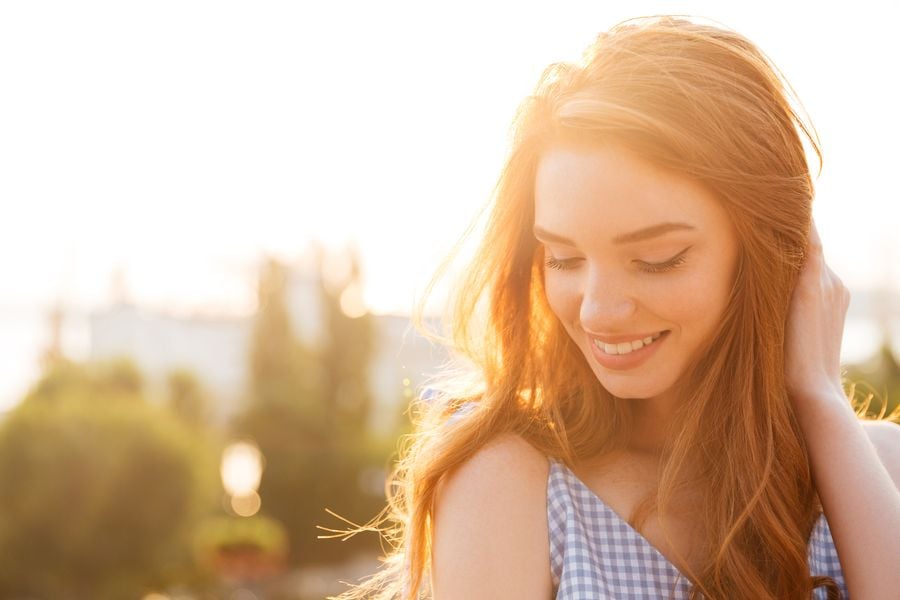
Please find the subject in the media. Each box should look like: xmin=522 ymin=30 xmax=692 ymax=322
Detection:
xmin=579 ymin=267 xmax=637 ymax=331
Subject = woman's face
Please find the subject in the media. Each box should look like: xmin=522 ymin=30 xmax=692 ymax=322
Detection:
xmin=534 ymin=142 xmax=740 ymax=402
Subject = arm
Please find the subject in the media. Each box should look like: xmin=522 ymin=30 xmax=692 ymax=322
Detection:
xmin=785 ymin=221 xmax=900 ymax=598
xmin=431 ymin=433 xmax=553 ymax=599
xmin=794 ymin=401 xmax=900 ymax=598
xmin=862 ymin=419 xmax=900 ymax=490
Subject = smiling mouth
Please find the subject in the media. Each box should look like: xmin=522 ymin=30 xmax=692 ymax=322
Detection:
xmin=592 ymin=331 xmax=667 ymax=355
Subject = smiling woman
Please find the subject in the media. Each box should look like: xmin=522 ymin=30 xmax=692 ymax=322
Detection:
xmin=534 ymin=143 xmax=740 ymax=404
xmin=332 ymin=14 xmax=900 ymax=600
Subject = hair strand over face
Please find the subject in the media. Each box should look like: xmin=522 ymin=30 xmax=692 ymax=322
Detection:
xmin=328 ymin=15 xmax=872 ymax=600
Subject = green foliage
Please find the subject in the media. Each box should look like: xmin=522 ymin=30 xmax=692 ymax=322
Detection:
xmin=845 ymin=341 xmax=900 ymax=422
xmin=167 ymin=368 xmax=213 ymax=429
xmin=0 ymin=362 xmax=218 ymax=600
xmin=249 ymin=258 xmax=323 ymax=411
xmin=194 ymin=514 xmax=289 ymax=559
xmin=318 ymin=252 xmax=375 ymax=436
xmin=232 ymin=254 xmax=393 ymax=567
xmin=23 ymin=356 xmax=144 ymax=404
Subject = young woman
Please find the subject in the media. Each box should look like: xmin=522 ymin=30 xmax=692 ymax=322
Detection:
xmin=335 ymin=15 xmax=900 ymax=599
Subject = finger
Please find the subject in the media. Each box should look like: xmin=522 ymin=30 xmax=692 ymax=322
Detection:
xmin=803 ymin=220 xmax=825 ymax=270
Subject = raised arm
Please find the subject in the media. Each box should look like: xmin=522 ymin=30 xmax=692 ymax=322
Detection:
xmin=862 ymin=419 xmax=900 ymax=491
xmin=431 ymin=433 xmax=553 ymax=600
xmin=785 ymin=222 xmax=900 ymax=598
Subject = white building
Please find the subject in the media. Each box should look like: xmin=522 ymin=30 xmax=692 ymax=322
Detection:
xmin=89 ymin=303 xmax=252 ymax=419
xmin=89 ymin=265 xmax=448 ymax=433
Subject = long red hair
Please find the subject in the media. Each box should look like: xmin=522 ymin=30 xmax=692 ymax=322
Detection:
xmin=334 ymin=15 xmax=860 ymax=599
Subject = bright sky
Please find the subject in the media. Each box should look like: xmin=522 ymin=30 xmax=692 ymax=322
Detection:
xmin=1 ymin=1 xmax=898 ymax=405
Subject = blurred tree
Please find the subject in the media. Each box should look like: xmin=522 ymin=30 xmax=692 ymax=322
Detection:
xmin=93 ymin=357 xmax=144 ymax=398
xmin=231 ymin=254 xmax=390 ymax=568
xmin=845 ymin=339 xmax=900 ymax=422
xmin=319 ymin=248 xmax=375 ymax=437
xmin=167 ymin=368 xmax=213 ymax=429
xmin=0 ymin=362 xmax=218 ymax=600
xmin=39 ymin=302 xmax=65 ymax=368
xmin=248 ymin=257 xmax=322 ymax=413
xmin=24 ymin=356 xmax=144 ymax=404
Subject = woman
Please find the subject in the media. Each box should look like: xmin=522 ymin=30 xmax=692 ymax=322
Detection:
xmin=334 ymin=15 xmax=900 ymax=599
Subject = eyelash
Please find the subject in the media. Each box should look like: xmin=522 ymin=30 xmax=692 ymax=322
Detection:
xmin=544 ymin=252 xmax=689 ymax=273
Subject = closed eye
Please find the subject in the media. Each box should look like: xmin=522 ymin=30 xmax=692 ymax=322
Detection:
xmin=543 ymin=246 xmax=692 ymax=273
xmin=634 ymin=247 xmax=691 ymax=273
xmin=544 ymin=256 xmax=582 ymax=271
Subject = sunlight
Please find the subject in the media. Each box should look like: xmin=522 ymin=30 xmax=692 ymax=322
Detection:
xmin=220 ymin=440 xmax=264 ymax=499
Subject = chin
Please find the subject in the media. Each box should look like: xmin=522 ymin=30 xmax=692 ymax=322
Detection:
xmin=595 ymin=374 xmax=671 ymax=401
xmin=602 ymin=387 xmax=657 ymax=400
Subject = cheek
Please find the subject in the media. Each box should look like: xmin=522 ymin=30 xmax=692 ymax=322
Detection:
xmin=665 ymin=263 xmax=734 ymax=334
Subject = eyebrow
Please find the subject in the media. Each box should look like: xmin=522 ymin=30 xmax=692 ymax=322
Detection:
xmin=533 ymin=221 xmax=697 ymax=245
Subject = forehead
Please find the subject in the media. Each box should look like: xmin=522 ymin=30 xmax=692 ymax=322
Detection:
xmin=533 ymin=143 xmax=725 ymax=236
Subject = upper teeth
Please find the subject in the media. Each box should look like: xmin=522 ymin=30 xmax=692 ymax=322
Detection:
xmin=594 ymin=332 xmax=663 ymax=355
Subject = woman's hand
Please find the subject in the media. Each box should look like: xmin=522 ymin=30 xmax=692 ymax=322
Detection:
xmin=784 ymin=219 xmax=851 ymax=413
xmin=784 ymin=221 xmax=900 ymax=599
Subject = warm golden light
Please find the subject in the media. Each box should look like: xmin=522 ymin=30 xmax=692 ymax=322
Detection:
xmin=230 ymin=490 xmax=262 ymax=517
xmin=220 ymin=440 xmax=263 ymax=499
xmin=339 ymin=282 xmax=367 ymax=318
xmin=0 ymin=3 xmax=896 ymax=412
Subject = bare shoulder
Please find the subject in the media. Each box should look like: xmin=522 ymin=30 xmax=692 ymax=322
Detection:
xmin=431 ymin=433 xmax=552 ymax=600
xmin=861 ymin=419 xmax=900 ymax=489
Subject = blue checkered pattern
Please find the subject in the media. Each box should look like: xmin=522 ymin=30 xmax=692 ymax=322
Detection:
xmin=547 ymin=460 xmax=848 ymax=599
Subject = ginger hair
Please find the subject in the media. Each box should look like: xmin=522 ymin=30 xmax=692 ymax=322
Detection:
xmin=331 ymin=15 xmax=866 ymax=599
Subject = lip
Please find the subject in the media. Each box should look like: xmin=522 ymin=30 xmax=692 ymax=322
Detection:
xmin=588 ymin=330 xmax=670 ymax=371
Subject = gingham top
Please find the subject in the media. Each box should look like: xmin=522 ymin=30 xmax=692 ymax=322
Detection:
xmin=547 ymin=459 xmax=849 ymax=599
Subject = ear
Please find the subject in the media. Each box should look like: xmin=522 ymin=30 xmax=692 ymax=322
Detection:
xmin=862 ymin=419 xmax=900 ymax=491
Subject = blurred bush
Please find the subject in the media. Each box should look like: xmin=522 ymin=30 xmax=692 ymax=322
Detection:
xmin=0 ymin=359 xmax=218 ymax=599
xmin=194 ymin=514 xmax=289 ymax=583
xmin=167 ymin=368 xmax=214 ymax=430
xmin=0 ymin=252 xmax=421 ymax=595
xmin=23 ymin=356 xmax=144 ymax=404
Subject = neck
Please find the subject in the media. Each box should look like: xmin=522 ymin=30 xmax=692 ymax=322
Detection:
xmin=626 ymin=390 xmax=681 ymax=456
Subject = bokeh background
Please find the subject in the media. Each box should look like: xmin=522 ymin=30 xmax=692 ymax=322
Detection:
xmin=0 ymin=1 xmax=898 ymax=598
